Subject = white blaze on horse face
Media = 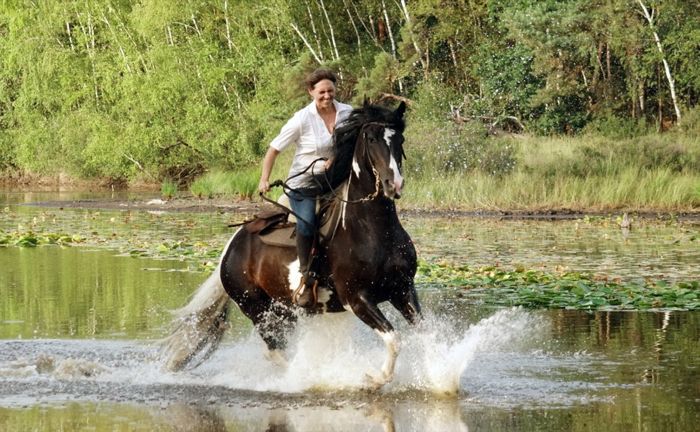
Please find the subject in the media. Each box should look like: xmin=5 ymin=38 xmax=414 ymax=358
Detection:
xmin=383 ymin=128 xmax=395 ymax=147
xmin=383 ymin=128 xmax=404 ymax=192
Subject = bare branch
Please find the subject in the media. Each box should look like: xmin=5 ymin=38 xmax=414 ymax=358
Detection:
xmin=377 ymin=92 xmax=413 ymax=106
xmin=290 ymin=23 xmax=323 ymax=64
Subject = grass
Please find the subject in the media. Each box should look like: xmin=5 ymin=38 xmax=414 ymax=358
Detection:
xmin=189 ymin=167 xmax=262 ymax=200
xmin=403 ymin=168 xmax=700 ymax=211
xmin=160 ymin=179 xmax=178 ymax=200
xmin=189 ymin=152 xmax=294 ymax=201
xmin=400 ymin=127 xmax=700 ymax=211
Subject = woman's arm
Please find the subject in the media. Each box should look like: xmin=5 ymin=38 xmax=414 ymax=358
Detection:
xmin=258 ymin=147 xmax=280 ymax=193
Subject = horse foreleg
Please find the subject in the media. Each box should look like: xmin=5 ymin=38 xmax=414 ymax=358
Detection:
xmin=390 ymin=285 xmax=422 ymax=325
xmin=349 ymin=297 xmax=399 ymax=390
xmin=374 ymin=329 xmax=400 ymax=386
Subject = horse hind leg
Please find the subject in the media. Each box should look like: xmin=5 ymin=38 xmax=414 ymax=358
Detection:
xmin=236 ymin=294 xmax=297 ymax=365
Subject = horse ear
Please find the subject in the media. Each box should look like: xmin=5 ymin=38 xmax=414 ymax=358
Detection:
xmin=363 ymin=96 xmax=371 ymax=108
xmin=395 ymin=101 xmax=407 ymax=119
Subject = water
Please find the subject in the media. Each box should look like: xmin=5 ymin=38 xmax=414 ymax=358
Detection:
xmin=1 ymin=190 xmax=699 ymax=431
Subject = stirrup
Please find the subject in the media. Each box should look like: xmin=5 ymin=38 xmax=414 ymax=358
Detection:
xmin=292 ymin=274 xmax=319 ymax=307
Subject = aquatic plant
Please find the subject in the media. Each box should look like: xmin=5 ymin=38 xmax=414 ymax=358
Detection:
xmin=0 ymin=230 xmax=84 ymax=247
xmin=3 ymin=224 xmax=698 ymax=311
xmin=417 ymin=262 xmax=700 ymax=311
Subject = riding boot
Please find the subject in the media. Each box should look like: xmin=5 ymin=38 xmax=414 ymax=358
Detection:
xmin=293 ymin=234 xmax=317 ymax=307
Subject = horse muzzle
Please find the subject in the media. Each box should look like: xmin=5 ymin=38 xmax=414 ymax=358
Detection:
xmin=383 ymin=179 xmax=403 ymax=199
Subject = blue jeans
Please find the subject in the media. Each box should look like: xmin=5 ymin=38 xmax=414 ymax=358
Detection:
xmin=288 ymin=190 xmax=317 ymax=237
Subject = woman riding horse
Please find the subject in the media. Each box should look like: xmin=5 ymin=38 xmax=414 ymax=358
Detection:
xmin=258 ymin=69 xmax=353 ymax=307
xmin=162 ymin=98 xmax=420 ymax=390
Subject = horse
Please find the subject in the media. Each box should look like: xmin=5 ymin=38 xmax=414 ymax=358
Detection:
xmin=160 ymin=101 xmax=421 ymax=389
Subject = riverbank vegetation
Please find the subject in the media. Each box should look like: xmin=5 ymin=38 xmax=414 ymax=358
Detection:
xmin=1 ymin=1 xmax=698 ymax=211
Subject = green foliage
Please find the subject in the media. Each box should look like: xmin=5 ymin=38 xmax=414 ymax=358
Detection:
xmin=406 ymin=81 xmax=517 ymax=178
xmin=0 ymin=230 xmax=84 ymax=247
xmin=471 ymin=41 xmax=541 ymax=120
xmin=417 ymin=262 xmax=700 ymax=311
xmin=581 ymin=114 xmax=652 ymax=139
xmin=354 ymin=52 xmax=402 ymax=104
xmin=0 ymin=0 xmax=697 ymax=182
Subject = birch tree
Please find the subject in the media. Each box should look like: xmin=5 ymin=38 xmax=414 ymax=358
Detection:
xmin=636 ymin=0 xmax=682 ymax=125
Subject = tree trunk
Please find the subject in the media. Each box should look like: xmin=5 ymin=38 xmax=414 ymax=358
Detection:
xmin=342 ymin=0 xmax=362 ymax=57
xmin=398 ymin=0 xmax=428 ymax=77
xmin=318 ymin=0 xmax=340 ymax=60
xmin=304 ymin=0 xmax=324 ymax=61
xmin=101 ymin=12 xmax=132 ymax=74
xmin=637 ymin=0 xmax=682 ymax=125
xmin=381 ymin=0 xmax=402 ymax=92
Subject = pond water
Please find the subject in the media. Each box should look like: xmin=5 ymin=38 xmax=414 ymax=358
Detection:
xmin=1 ymin=190 xmax=699 ymax=431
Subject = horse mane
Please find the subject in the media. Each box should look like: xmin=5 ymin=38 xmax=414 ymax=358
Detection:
xmin=314 ymin=103 xmax=406 ymax=192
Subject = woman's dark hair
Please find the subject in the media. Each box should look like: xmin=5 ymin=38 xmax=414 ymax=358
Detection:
xmin=305 ymin=69 xmax=337 ymax=90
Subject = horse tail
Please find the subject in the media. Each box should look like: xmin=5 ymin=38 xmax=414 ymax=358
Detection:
xmin=159 ymin=262 xmax=231 ymax=371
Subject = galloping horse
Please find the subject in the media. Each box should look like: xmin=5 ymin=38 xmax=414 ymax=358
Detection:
xmin=161 ymin=101 xmax=421 ymax=389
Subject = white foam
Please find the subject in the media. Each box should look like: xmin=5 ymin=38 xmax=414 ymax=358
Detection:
xmin=188 ymin=307 xmax=542 ymax=395
xmin=0 ymin=309 xmax=543 ymax=397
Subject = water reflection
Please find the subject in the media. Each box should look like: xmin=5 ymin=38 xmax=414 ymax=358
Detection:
xmin=160 ymin=400 xmax=469 ymax=432
xmin=0 ymin=399 xmax=469 ymax=432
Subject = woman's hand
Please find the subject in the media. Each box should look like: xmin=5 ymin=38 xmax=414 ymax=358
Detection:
xmin=258 ymin=178 xmax=270 ymax=194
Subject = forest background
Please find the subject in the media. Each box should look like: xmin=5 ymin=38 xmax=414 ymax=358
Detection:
xmin=0 ymin=0 xmax=698 ymax=211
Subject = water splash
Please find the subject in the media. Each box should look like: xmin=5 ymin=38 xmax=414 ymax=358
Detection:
xmin=189 ymin=307 xmax=543 ymax=395
xmin=0 ymin=308 xmax=547 ymax=402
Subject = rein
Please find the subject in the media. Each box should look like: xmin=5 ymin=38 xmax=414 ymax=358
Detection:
xmin=259 ymin=120 xmax=394 ymax=213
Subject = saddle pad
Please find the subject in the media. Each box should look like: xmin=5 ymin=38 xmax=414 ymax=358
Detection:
xmin=257 ymin=196 xmax=344 ymax=248
xmin=259 ymin=225 xmax=296 ymax=248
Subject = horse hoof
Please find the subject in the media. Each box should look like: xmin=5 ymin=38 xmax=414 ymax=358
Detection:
xmin=264 ymin=350 xmax=288 ymax=368
xmin=363 ymin=372 xmax=391 ymax=391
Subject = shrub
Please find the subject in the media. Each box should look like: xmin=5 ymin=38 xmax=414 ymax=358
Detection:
xmin=582 ymin=114 xmax=651 ymax=139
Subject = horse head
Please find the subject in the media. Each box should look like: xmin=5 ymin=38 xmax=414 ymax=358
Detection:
xmin=354 ymin=101 xmax=407 ymax=199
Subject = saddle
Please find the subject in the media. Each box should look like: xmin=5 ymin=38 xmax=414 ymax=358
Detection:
xmin=245 ymin=196 xmax=344 ymax=248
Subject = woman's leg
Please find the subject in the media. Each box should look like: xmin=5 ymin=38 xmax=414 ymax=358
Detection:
xmin=288 ymin=191 xmax=318 ymax=306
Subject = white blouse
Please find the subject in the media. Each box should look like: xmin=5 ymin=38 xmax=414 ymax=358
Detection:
xmin=270 ymin=100 xmax=353 ymax=189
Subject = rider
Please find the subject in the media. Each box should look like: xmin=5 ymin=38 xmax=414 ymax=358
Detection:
xmin=257 ymin=69 xmax=353 ymax=307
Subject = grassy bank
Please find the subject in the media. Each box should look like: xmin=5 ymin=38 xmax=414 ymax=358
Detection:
xmin=2 ymin=123 xmax=698 ymax=213
xmin=404 ymin=168 xmax=700 ymax=211
xmin=170 ymin=125 xmax=700 ymax=212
